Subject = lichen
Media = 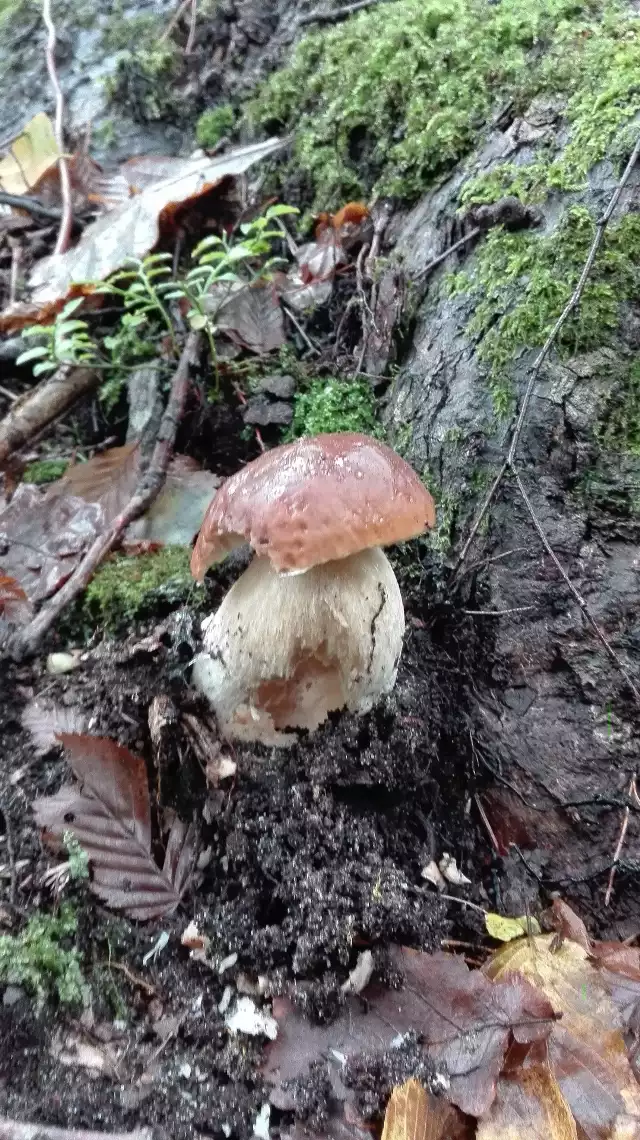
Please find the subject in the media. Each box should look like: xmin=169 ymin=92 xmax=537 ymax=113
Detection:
xmin=447 ymin=207 xmax=640 ymax=417
xmin=196 ymin=105 xmax=235 ymax=149
xmin=22 ymin=458 xmax=68 ymax=485
xmin=0 ymin=904 xmax=87 ymax=1008
xmin=288 ymin=376 xmax=382 ymax=438
xmin=248 ymin=0 xmax=615 ymax=209
xmin=82 ymin=545 xmax=194 ymax=632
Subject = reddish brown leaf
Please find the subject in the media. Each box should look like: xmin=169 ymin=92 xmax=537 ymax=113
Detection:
xmin=265 ymin=947 xmax=555 ymax=1121
xmin=28 ymin=139 xmax=287 ymax=306
xmin=32 ymin=733 xmax=197 ymax=920
xmin=58 ymin=442 xmax=140 ymax=520
xmin=215 ymin=282 xmax=285 ymax=354
xmin=546 ymin=899 xmax=592 ymax=954
xmin=0 ymin=483 xmax=103 ymax=601
xmin=0 ymin=572 xmax=27 ymax=606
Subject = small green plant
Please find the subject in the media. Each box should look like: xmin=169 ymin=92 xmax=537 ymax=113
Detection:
xmin=0 ymin=903 xmax=87 ymax=1008
xmin=97 ymin=252 xmax=179 ymax=354
xmin=22 ymin=458 xmax=69 ymax=484
xmin=17 ymin=298 xmax=100 ymax=376
xmin=288 ymin=376 xmax=382 ymax=438
xmin=196 ymin=105 xmax=235 ymax=149
xmin=64 ymin=831 xmax=90 ymax=880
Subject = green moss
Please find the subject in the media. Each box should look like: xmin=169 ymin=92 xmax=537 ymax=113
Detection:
xmin=106 ymin=43 xmax=181 ymax=123
xmin=288 ymin=377 xmax=382 ymax=438
xmin=596 ymin=360 xmax=640 ymax=458
xmin=0 ymin=904 xmax=86 ymax=1008
xmin=447 ymin=206 xmax=640 ymax=417
xmin=22 ymin=458 xmax=68 ymax=485
xmin=248 ymin=0 xmax=616 ymax=208
xmin=196 ymin=105 xmax=235 ymax=149
xmin=83 ymin=546 xmax=194 ymax=632
xmin=101 ymin=10 xmax=163 ymax=52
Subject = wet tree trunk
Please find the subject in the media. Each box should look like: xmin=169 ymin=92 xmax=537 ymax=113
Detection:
xmin=384 ymin=106 xmax=640 ymax=918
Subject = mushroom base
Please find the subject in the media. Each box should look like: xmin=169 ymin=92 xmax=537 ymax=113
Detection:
xmin=191 ymin=547 xmax=405 ymax=746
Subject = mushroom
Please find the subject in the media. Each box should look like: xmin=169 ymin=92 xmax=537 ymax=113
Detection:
xmin=190 ymin=432 xmax=435 ymax=746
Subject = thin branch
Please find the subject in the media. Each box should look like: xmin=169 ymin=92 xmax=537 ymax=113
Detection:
xmin=0 ymin=801 xmax=17 ymax=905
xmin=512 ymin=468 xmax=640 ymax=704
xmin=463 ymin=604 xmax=535 ymax=617
xmin=448 ymin=130 xmax=640 ymax=706
xmin=0 ymin=191 xmax=74 ymax=224
xmin=0 ymin=366 xmax=96 ymax=466
xmin=604 ymin=775 xmax=636 ymax=906
xmin=41 ymin=0 xmax=73 ymax=257
xmin=0 ymin=1125 xmax=152 ymax=1140
xmin=413 ymin=227 xmax=481 ymax=281
xmin=10 ymin=332 xmax=201 ymax=658
xmin=299 ymin=0 xmax=389 ymax=24
xmin=185 ymin=0 xmax=198 ymax=54
xmin=453 ymin=131 xmax=640 ymax=577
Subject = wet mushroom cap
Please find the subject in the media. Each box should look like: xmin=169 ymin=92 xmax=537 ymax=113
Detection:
xmin=191 ymin=432 xmax=436 ymax=578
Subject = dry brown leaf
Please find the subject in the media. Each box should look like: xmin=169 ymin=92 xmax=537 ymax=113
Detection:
xmin=58 ymin=442 xmax=140 ymax=521
xmin=477 ymin=1064 xmax=577 ymax=1140
xmin=125 ymin=455 xmax=220 ymax=546
xmin=546 ymin=899 xmax=592 ymax=954
xmin=215 ymin=282 xmax=285 ymax=354
xmin=29 ymin=138 xmax=287 ymax=305
xmin=21 ymin=701 xmax=87 ymax=755
xmin=486 ymin=934 xmax=640 ymax=1139
xmin=33 ymin=733 xmax=197 ymax=920
xmin=0 ymin=113 xmax=60 ymax=195
xmin=382 ymin=1079 xmax=469 ymax=1140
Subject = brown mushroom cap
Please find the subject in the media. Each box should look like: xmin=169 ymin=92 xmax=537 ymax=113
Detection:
xmin=191 ymin=432 xmax=436 ymax=579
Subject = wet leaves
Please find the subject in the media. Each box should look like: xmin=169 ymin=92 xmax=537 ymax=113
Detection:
xmin=33 ymin=733 xmax=197 ymax=920
xmin=28 ymin=139 xmax=287 ymax=307
xmin=381 ymin=1079 xmax=471 ymax=1140
xmin=0 ymin=113 xmax=60 ymax=196
xmin=477 ymin=1065 xmax=577 ymax=1140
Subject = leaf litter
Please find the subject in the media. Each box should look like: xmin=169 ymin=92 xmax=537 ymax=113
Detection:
xmin=32 ymin=732 xmax=198 ymax=920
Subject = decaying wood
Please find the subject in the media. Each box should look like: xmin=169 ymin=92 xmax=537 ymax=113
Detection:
xmin=10 ymin=331 xmax=201 ymax=657
xmin=0 ymin=366 xmax=96 ymax=466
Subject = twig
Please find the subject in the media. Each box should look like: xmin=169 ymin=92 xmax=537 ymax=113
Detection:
xmin=512 ymin=468 xmax=640 ymax=704
xmin=0 ymin=801 xmax=17 ymax=905
xmin=0 ymin=366 xmax=96 ymax=466
xmin=10 ymin=332 xmax=201 ymax=658
xmin=159 ymin=0 xmax=190 ymax=41
xmin=185 ymin=0 xmax=198 ymax=53
xmin=0 ymin=1125 xmax=152 ymax=1140
xmin=414 ymin=228 xmax=481 ymax=281
xmin=449 ymin=131 xmax=640 ymax=706
xmin=439 ymin=894 xmax=487 ymax=916
xmin=299 ymin=0 xmax=390 ymax=24
xmin=282 ymin=303 xmax=319 ymax=354
xmin=463 ymin=605 xmax=535 ymax=616
xmin=0 ymin=191 xmax=71 ymax=224
xmin=41 ymin=0 xmax=73 ymax=257
xmin=8 ymin=241 xmax=21 ymax=305
xmin=604 ymin=775 xmax=637 ymax=906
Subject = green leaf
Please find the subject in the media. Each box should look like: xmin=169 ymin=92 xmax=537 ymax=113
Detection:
xmin=33 ymin=360 xmax=57 ymax=376
xmin=188 ymin=312 xmax=209 ymax=330
xmin=17 ymin=345 xmax=50 ymax=364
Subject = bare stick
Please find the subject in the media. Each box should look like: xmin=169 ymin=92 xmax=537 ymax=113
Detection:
xmin=42 ymin=0 xmax=73 ymax=257
xmin=185 ymin=0 xmax=198 ymax=53
xmin=0 ymin=366 xmax=96 ymax=466
xmin=0 ymin=801 xmax=17 ymax=905
xmin=0 ymin=191 xmax=70 ymax=223
xmin=159 ymin=0 xmax=190 ymax=42
xmin=604 ymin=776 xmax=635 ymax=906
xmin=453 ymin=132 xmax=640 ymax=577
xmin=10 ymin=332 xmax=201 ymax=658
xmin=512 ymin=469 xmax=640 ymax=703
xmin=413 ymin=227 xmax=481 ymax=281
xmin=300 ymin=0 xmax=389 ymax=24
xmin=0 ymin=1125 xmax=152 ymax=1140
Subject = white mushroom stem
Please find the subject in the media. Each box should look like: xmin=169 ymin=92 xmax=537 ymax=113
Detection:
xmin=191 ymin=547 xmax=405 ymax=746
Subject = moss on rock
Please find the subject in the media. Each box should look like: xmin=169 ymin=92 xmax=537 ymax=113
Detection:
xmin=82 ymin=545 xmax=194 ymax=633
xmin=248 ymin=0 xmax=623 ymax=209
xmin=196 ymin=105 xmax=235 ymax=149
xmin=288 ymin=376 xmax=382 ymax=439
xmin=22 ymin=459 xmax=68 ymax=485
xmin=447 ymin=207 xmax=640 ymax=418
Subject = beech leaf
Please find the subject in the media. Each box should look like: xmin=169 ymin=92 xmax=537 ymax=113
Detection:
xmin=0 ymin=112 xmax=60 ymax=195
xmin=33 ymin=733 xmax=197 ymax=920
xmin=485 ymin=913 xmax=541 ymax=942
xmin=382 ymin=1079 xmax=469 ymax=1140
xmin=477 ymin=1064 xmax=577 ymax=1140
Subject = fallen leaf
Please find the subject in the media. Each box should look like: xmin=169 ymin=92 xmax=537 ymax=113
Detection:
xmin=0 ymin=113 xmax=60 ymax=195
xmin=438 ymin=854 xmax=472 ymax=886
xmin=125 ymin=455 xmax=220 ymax=546
xmin=58 ymin=442 xmax=140 ymax=521
xmin=0 ymin=571 xmax=32 ymax=631
xmin=29 ymin=138 xmax=287 ymax=306
xmin=265 ymin=947 xmax=555 ymax=1118
xmin=225 ymin=996 xmax=278 ymax=1039
xmin=215 ymin=281 xmax=285 ymax=354
xmin=485 ymin=913 xmax=542 ymax=942
xmin=341 ymin=950 xmax=374 ymax=995
xmin=486 ymin=934 xmax=640 ymax=1139
xmin=545 ymin=899 xmax=592 ymax=954
xmin=477 ymin=1064 xmax=577 ymax=1140
xmin=382 ymin=1079 xmax=468 ymax=1140
xmin=33 ymin=733 xmax=198 ymax=920
xmin=21 ymin=701 xmax=87 ymax=754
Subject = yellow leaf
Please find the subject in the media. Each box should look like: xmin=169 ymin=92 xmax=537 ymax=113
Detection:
xmin=485 ymin=913 xmax=542 ymax=942
xmin=477 ymin=1064 xmax=577 ymax=1140
xmin=381 ymin=1079 xmax=469 ymax=1140
xmin=0 ymin=112 xmax=61 ymax=196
